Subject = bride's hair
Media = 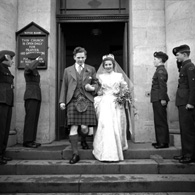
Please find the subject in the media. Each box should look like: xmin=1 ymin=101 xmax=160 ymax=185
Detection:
xmin=97 ymin=54 xmax=134 ymax=91
xmin=102 ymin=54 xmax=115 ymax=69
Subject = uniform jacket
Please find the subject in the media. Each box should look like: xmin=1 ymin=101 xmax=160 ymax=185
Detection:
xmin=24 ymin=60 xmax=41 ymax=101
xmin=150 ymin=65 xmax=169 ymax=103
xmin=0 ymin=55 xmax=14 ymax=106
xmin=176 ymin=59 xmax=195 ymax=106
xmin=59 ymin=64 xmax=99 ymax=105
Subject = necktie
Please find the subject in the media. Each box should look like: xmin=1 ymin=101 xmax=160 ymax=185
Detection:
xmin=78 ymin=65 xmax=83 ymax=74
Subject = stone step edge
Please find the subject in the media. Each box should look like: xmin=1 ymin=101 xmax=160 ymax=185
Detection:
xmin=1 ymin=159 xmax=195 ymax=175
xmin=0 ymin=174 xmax=195 ymax=193
xmin=6 ymin=148 xmax=181 ymax=160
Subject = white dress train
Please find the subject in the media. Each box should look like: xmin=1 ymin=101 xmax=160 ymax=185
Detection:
xmin=92 ymin=72 xmax=129 ymax=161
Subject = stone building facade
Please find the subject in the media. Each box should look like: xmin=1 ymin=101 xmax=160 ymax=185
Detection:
xmin=0 ymin=0 xmax=195 ymax=144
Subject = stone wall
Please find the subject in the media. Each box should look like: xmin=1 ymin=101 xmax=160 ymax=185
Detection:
xmin=165 ymin=0 xmax=195 ymax=131
xmin=0 ymin=0 xmax=18 ymax=131
xmin=15 ymin=0 xmax=56 ymax=143
xmin=130 ymin=0 xmax=166 ymax=142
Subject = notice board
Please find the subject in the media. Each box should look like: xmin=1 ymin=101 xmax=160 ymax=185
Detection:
xmin=16 ymin=22 xmax=49 ymax=69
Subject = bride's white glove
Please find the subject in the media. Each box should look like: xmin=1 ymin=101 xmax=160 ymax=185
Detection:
xmin=85 ymin=84 xmax=95 ymax=91
xmin=60 ymin=103 xmax=66 ymax=110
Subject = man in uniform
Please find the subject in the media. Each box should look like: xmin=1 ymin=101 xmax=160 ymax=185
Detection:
xmin=173 ymin=44 xmax=195 ymax=163
xmin=150 ymin=51 xmax=170 ymax=149
xmin=0 ymin=50 xmax=15 ymax=165
xmin=23 ymin=53 xmax=42 ymax=148
xmin=59 ymin=47 xmax=99 ymax=164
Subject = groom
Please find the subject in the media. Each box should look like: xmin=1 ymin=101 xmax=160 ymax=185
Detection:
xmin=59 ymin=47 xmax=99 ymax=164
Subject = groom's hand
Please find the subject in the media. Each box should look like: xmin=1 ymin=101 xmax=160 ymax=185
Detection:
xmin=85 ymin=84 xmax=95 ymax=91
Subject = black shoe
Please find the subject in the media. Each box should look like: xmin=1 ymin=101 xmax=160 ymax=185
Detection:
xmin=0 ymin=158 xmax=7 ymax=165
xmin=179 ymin=157 xmax=195 ymax=164
xmin=173 ymin=155 xmax=184 ymax=160
xmin=69 ymin=154 xmax=80 ymax=164
xmin=154 ymin=143 xmax=169 ymax=149
xmin=152 ymin=142 xmax=158 ymax=147
xmin=33 ymin=142 xmax=41 ymax=147
xmin=2 ymin=156 xmax=12 ymax=161
xmin=81 ymin=141 xmax=89 ymax=150
xmin=23 ymin=142 xmax=38 ymax=148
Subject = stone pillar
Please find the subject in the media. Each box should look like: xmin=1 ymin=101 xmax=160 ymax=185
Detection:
xmin=0 ymin=0 xmax=18 ymax=145
xmin=15 ymin=0 xmax=56 ymax=143
xmin=129 ymin=0 xmax=166 ymax=142
xmin=165 ymin=0 xmax=195 ymax=145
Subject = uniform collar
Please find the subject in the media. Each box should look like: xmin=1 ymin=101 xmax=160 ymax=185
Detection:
xmin=156 ymin=64 xmax=164 ymax=69
xmin=182 ymin=59 xmax=191 ymax=66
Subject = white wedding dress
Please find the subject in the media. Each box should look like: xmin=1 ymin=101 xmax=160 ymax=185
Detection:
xmin=92 ymin=71 xmax=129 ymax=161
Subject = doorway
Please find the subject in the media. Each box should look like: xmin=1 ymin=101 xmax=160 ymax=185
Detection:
xmin=56 ymin=22 xmax=129 ymax=140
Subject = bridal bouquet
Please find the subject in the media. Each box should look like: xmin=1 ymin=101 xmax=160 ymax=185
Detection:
xmin=115 ymin=87 xmax=133 ymax=106
xmin=115 ymin=84 xmax=137 ymax=116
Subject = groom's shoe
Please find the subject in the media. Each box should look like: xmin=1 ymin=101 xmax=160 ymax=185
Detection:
xmin=81 ymin=140 xmax=89 ymax=150
xmin=69 ymin=154 xmax=80 ymax=164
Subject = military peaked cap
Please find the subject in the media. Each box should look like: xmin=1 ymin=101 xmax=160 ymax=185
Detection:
xmin=154 ymin=51 xmax=169 ymax=62
xmin=172 ymin=44 xmax=190 ymax=56
xmin=0 ymin=50 xmax=15 ymax=58
xmin=26 ymin=53 xmax=41 ymax=60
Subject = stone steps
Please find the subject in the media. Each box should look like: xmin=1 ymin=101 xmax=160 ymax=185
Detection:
xmin=0 ymin=159 xmax=195 ymax=175
xmin=1 ymin=141 xmax=194 ymax=193
xmin=0 ymin=174 xmax=195 ymax=193
xmin=6 ymin=142 xmax=180 ymax=160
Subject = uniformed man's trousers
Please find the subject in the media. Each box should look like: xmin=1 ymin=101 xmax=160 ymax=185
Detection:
xmin=178 ymin=106 xmax=195 ymax=158
xmin=0 ymin=104 xmax=12 ymax=156
xmin=152 ymin=101 xmax=169 ymax=144
xmin=23 ymin=99 xmax=41 ymax=143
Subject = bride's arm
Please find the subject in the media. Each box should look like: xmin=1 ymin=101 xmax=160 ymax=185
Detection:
xmin=96 ymin=75 xmax=104 ymax=96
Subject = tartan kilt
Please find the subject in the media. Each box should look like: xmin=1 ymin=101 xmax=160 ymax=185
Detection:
xmin=66 ymin=98 xmax=97 ymax=126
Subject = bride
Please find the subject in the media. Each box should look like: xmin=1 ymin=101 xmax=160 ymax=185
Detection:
xmin=92 ymin=54 xmax=133 ymax=162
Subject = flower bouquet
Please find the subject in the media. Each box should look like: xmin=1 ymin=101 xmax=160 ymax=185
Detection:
xmin=115 ymin=84 xmax=137 ymax=116
xmin=115 ymin=87 xmax=132 ymax=106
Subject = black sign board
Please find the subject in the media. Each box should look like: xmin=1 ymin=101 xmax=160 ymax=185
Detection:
xmin=16 ymin=22 xmax=49 ymax=69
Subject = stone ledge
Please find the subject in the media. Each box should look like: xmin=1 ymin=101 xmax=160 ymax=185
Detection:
xmin=0 ymin=174 xmax=195 ymax=193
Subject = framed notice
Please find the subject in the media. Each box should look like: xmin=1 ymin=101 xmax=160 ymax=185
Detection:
xmin=16 ymin=22 xmax=49 ymax=69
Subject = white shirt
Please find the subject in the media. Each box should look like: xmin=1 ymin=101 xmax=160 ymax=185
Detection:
xmin=75 ymin=63 xmax=84 ymax=73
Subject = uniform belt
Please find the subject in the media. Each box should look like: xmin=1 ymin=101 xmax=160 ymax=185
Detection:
xmin=0 ymin=83 xmax=14 ymax=89
xmin=26 ymin=82 xmax=40 ymax=87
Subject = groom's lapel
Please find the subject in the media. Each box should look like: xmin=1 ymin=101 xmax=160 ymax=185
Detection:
xmin=83 ymin=64 xmax=91 ymax=81
xmin=68 ymin=65 xmax=77 ymax=81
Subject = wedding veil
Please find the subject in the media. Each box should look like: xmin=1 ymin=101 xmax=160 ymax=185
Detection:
xmin=96 ymin=54 xmax=134 ymax=91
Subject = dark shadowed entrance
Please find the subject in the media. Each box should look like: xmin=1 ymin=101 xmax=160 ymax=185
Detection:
xmin=56 ymin=21 xmax=129 ymax=140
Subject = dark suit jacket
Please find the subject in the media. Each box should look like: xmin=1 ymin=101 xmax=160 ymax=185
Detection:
xmin=150 ymin=65 xmax=169 ymax=103
xmin=59 ymin=64 xmax=99 ymax=105
xmin=24 ymin=60 xmax=41 ymax=101
xmin=0 ymin=56 xmax=14 ymax=106
xmin=176 ymin=59 xmax=195 ymax=106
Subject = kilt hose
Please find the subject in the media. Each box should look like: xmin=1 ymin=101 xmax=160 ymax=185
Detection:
xmin=66 ymin=98 xmax=97 ymax=127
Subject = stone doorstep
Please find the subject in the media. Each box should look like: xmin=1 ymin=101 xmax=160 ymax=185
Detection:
xmin=0 ymin=174 xmax=195 ymax=193
xmin=0 ymin=159 xmax=195 ymax=175
xmin=6 ymin=144 xmax=181 ymax=160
